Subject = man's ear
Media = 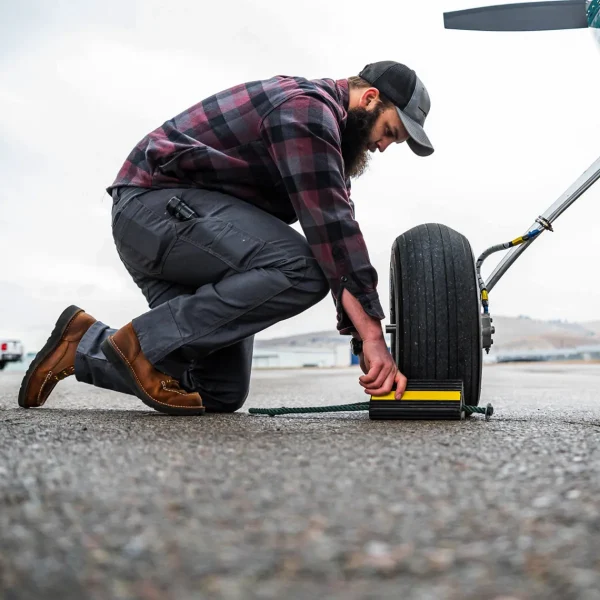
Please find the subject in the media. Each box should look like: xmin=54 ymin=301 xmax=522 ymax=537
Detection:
xmin=360 ymin=87 xmax=380 ymax=108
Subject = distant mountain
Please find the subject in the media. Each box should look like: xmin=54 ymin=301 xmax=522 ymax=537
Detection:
xmin=256 ymin=316 xmax=600 ymax=354
xmin=489 ymin=316 xmax=599 ymax=353
xmin=584 ymin=321 xmax=600 ymax=336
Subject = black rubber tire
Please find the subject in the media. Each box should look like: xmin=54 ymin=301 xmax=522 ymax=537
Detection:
xmin=0 ymin=361 xmax=5 ymax=371
xmin=390 ymin=223 xmax=482 ymax=406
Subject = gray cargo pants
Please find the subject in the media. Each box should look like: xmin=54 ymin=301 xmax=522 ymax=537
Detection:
xmin=74 ymin=186 xmax=330 ymax=412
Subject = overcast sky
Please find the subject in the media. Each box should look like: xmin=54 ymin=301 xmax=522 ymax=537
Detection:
xmin=2 ymin=0 xmax=599 ymax=352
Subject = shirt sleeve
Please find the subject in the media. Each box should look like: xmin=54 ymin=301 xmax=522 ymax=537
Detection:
xmin=259 ymin=94 xmax=385 ymax=335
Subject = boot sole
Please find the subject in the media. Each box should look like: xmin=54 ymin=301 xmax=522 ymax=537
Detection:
xmin=100 ymin=337 xmax=205 ymax=416
xmin=18 ymin=305 xmax=84 ymax=408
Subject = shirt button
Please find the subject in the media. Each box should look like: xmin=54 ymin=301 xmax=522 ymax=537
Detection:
xmin=341 ymin=276 xmax=348 ymax=283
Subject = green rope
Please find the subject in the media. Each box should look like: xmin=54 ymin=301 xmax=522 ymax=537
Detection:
xmin=464 ymin=405 xmax=492 ymax=415
xmin=248 ymin=402 xmax=370 ymax=416
xmin=248 ymin=402 xmax=493 ymax=418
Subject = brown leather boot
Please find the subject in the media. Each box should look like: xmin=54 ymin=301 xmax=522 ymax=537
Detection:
xmin=18 ymin=305 xmax=97 ymax=408
xmin=100 ymin=323 xmax=205 ymax=416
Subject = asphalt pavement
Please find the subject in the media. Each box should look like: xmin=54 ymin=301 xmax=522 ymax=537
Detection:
xmin=1 ymin=362 xmax=600 ymax=600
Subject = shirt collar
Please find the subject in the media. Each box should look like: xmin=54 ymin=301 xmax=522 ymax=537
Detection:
xmin=335 ymin=78 xmax=350 ymax=126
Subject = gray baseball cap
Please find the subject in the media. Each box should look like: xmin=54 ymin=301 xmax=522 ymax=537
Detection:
xmin=358 ymin=61 xmax=434 ymax=157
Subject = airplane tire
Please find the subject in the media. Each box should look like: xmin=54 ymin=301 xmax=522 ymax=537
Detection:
xmin=389 ymin=223 xmax=482 ymax=406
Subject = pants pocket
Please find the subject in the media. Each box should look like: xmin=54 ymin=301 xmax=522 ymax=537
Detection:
xmin=177 ymin=218 xmax=266 ymax=272
xmin=113 ymin=198 xmax=177 ymax=276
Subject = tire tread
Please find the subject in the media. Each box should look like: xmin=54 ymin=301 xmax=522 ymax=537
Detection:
xmin=391 ymin=223 xmax=482 ymax=406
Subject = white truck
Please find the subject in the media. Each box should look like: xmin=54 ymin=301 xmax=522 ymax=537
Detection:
xmin=0 ymin=339 xmax=24 ymax=370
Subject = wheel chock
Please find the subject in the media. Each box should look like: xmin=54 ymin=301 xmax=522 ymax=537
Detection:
xmin=369 ymin=380 xmax=466 ymax=420
xmin=249 ymin=380 xmax=493 ymax=420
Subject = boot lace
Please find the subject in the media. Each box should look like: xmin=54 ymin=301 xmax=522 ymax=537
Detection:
xmin=160 ymin=378 xmax=187 ymax=395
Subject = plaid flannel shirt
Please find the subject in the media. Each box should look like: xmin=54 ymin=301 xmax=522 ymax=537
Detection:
xmin=107 ymin=75 xmax=385 ymax=334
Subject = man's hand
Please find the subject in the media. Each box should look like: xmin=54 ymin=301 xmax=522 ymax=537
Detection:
xmin=358 ymin=337 xmax=407 ymax=400
xmin=340 ymin=288 xmax=406 ymax=400
xmin=359 ymin=351 xmax=368 ymax=375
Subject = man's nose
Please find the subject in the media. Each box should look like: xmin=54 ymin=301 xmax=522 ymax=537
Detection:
xmin=377 ymin=140 xmax=392 ymax=153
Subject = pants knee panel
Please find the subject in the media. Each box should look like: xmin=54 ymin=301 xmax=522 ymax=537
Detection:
xmin=281 ymin=256 xmax=329 ymax=298
xmin=203 ymin=387 xmax=249 ymax=413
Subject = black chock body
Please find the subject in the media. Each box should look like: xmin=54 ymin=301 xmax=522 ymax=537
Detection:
xmin=369 ymin=380 xmax=465 ymax=420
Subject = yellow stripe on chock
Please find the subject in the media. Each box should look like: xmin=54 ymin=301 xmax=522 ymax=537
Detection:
xmin=370 ymin=391 xmax=462 ymax=401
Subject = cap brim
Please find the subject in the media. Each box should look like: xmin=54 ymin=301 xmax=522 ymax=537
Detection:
xmin=396 ymin=108 xmax=434 ymax=157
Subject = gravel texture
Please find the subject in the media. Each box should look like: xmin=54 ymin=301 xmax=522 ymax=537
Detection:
xmin=1 ymin=362 xmax=600 ymax=600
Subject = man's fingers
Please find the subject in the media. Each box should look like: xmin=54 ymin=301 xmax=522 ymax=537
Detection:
xmin=362 ymin=368 xmax=392 ymax=393
xmin=364 ymin=370 xmax=407 ymax=398
xmin=356 ymin=337 xmax=407 ymax=397
xmin=394 ymin=370 xmax=408 ymax=399
xmin=359 ymin=362 xmax=382 ymax=385
xmin=363 ymin=367 xmax=397 ymax=396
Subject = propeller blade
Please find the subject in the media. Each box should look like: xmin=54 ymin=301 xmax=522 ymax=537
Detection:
xmin=444 ymin=0 xmax=588 ymax=31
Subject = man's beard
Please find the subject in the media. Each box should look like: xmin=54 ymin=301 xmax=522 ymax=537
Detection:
xmin=341 ymin=103 xmax=384 ymax=180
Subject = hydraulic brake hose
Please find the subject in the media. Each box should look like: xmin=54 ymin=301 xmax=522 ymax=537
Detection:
xmin=476 ymin=229 xmax=543 ymax=313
